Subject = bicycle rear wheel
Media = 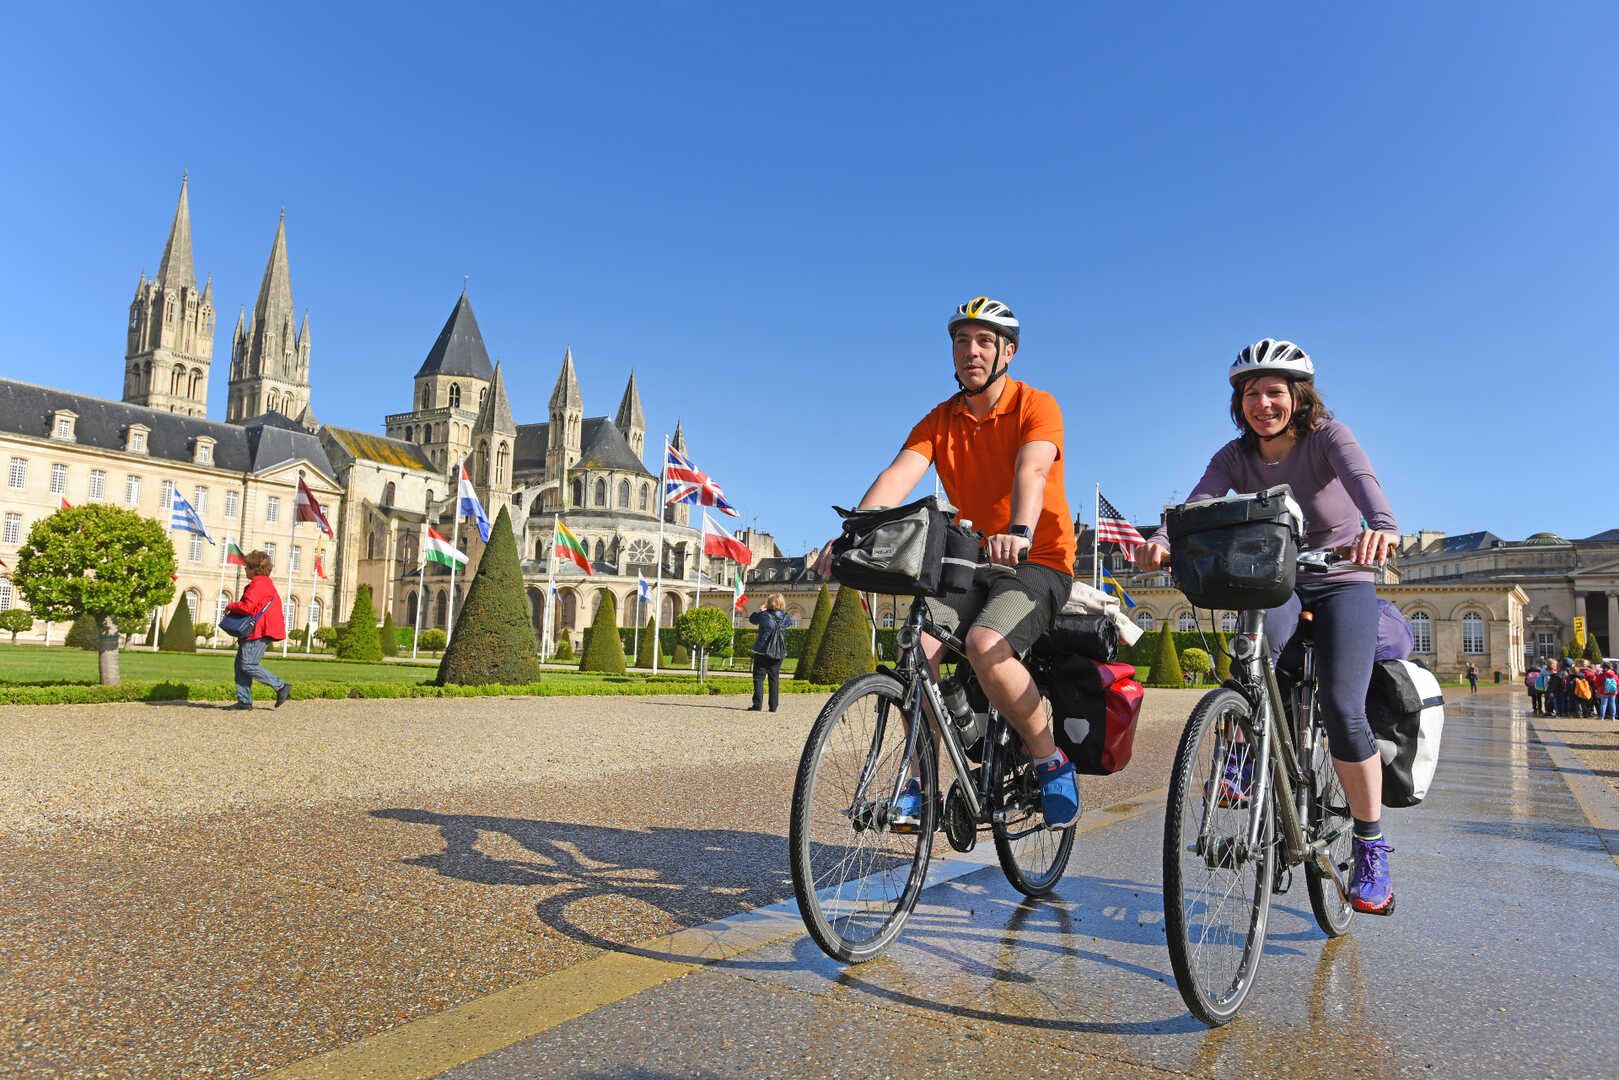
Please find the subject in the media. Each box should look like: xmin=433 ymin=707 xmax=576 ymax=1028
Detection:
xmin=1162 ymin=687 xmax=1275 ymax=1026
xmin=993 ymin=695 xmax=1075 ymax=897
xmin=1305 ymin=721 xmax=1355 ymax=937
xmin=789 ymin=671 xmax=937 ymax=962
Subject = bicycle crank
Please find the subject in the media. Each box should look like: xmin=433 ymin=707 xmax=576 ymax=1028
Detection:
xmin=943 ymin=781 xmax=976 ymax=852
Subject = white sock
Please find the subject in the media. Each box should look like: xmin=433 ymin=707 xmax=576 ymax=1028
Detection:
xmin=1036 ymin=749 xmax=1067 ymax=770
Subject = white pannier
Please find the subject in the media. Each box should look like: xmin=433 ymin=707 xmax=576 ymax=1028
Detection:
xmin=1365 ymin=658 xmax=1445 ymax=807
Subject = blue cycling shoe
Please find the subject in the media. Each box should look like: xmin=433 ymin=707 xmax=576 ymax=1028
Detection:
xmin=890 ymin=779 xmax=924 ymax=832
xmin=1036 ymin=755 xmax=1081 ymax=829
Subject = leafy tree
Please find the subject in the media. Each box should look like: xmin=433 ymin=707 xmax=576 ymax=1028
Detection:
xmin=0 ymin=608 xmax=33 ymax=643
xmin=380 ymin=610 xmax=399 ymax=658
xmin=806 ymin=586 xmax=876 ymax=685
xmin=1148 ymin=626 xmax=1185 ymax=688
xmin=579 ymin=592 xmax=628 ymax=674
xmin=1214 ymin=629 xmax=1233 ymax=682
xmin=437 ymin=506 xmax=542 ymax=684
xmin=795 ymin=584 xmax=833 ymax=680
xmin=336 ymin=585 xmax=383 ymax=661
xmin=635 ymin=616 xmax=656 ymax=668
xmin=1182 ymin=647 xmax=1212 ymax=684
xmin=14 ymin=504 xmax=176 ymax=685
xmin=66 ymin=613 xmax=98 ymax=650
xmin=193 ymin=622 xmax=214 ymax=643
xmin=675 ymin=607 xmax=733 ymax=680
xmin=420 ymin=628 xmax=448 ymax=654
xmin=313 ymin=625 xmax=339 ymax=649
xmin=159 ymin=599 xmax=197 ymax=653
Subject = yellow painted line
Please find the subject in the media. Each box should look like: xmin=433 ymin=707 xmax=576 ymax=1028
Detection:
xmin=260 ymin=787 xmax=1168 ymax=1079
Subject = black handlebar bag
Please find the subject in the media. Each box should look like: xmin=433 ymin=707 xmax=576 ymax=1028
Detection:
xmin=829 ymin=495 xmax=978 ymax=598
xmin=1163 ymin=485 xmax=1305 ymax=610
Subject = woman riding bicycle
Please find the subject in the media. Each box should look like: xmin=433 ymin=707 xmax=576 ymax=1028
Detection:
xmin=1135 ymin=339 xmax=1400 ymax=915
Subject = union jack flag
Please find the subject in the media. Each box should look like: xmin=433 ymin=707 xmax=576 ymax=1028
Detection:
xmin=664 ymin=445 xmax=739 ymax=517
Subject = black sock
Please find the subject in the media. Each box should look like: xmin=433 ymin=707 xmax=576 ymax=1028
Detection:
xmin=1353 ymin=817 xmax=1382 ymax=840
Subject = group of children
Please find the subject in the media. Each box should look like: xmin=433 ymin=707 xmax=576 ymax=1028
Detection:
xmin=1526 ymin=657 xmax=1619 ymax=720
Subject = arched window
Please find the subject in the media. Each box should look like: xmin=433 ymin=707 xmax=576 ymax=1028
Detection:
xmin=435 ymin=590 xmax=448 ymax=627
xmin=1220 ymin=611 xmax=1238 ymax=632
xmin=406 ymin=592 xmax=417 ymax=626
xmin=1177 ymin=611 xmax=1198 ymax=632
xmin=185 ymin=591 xmax=199 ymax=621
xmin=618 ymin=479 xmax=630 ymax=507
xmin=171 ymin=364 xmax=185 ymax=394
xmin=594 ymin=478 xmax=607 ymax=506
xmin=283 ymin=596 xmax=297 ymax=629
xmin=449 ymin=383 xmax=461 ymax=408
xmin=479 ymin=388 xmax=487 ymax=411
xmin=216 ymin=593 xmax=229 ymax=625
xmin=426 ymin=489 xmax=435 ymax=506
xmin=1462 ymin=611 xmax=1485 ymax=654
xmin=561 ymin=590 xmax=577 ymax=630
xmin=477 ymin=442 xmax=489 ymax=485
xmin=309 ymin=598 xmax=322 ymax=627
xmin=1410 ymin=610 xmax=1432 ymax=653
xmin=383 ymin=481 xmax=396 ymax=506
xmin=0 ymin=577 xmax=11 ymax=610
xmin=1137 ymin=612 xmax=1156 ymax=631
xmin=594 ymin=539 xmax=606 ymax=563
xmin=572 ymin=478 xmax=584 ymax=506
xmin=640 ymin=484 xmax=649 ymax=511
xmin=495 ymin=442 xmax=508 ymax=485
xmin=421 ymin=385 xmax=430 ymax=409
xmin=405 ymin=426 xmax=414 ymax=442
xmin=881 ymin=612 xmax=895 ymax=628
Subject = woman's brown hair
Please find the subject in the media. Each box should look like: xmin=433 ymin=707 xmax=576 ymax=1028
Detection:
xmin=1229 ymin=375 xmax=1333 ymax=452
xmin=766 ymin=593 xmax=786 ymax=611
xmin=244 ymin=550 xmax=274 ymax=577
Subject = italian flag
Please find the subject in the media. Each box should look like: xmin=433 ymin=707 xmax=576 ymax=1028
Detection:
xmin=425 ymin=526 xmax=468 ymax=569
xmin=733 ymin=568 xmax=747 ymax=611
xmin=225 ymin=539 xmax=247 ymax=567
xmin=555 ymin=521 xmax=592 ymax=575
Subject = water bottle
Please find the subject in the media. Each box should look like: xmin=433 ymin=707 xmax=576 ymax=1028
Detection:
xmin=940 ymin=677 xmax=973 ymax=730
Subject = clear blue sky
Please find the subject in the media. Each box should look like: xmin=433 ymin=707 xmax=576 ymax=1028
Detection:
xmin=4 ymin=4 xmax=1613 ymax=554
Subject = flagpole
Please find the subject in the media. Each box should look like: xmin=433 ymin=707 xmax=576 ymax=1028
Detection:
xmin=413 ymin=528 xmax=425 ymax=661
xmin=282 ymin=492 xmax=298 ymax=659
xmin=1092 ymin=483 xmax=1101 ymax=592
xmin=544 ymin=514 xmax=558 ymax=660
xmin=213 ymin=532 xmax=229 ymax=649
xmin=447 ymin=457 xmax=463 ymax=645
xmin=652 ymin=436 xmax=668 ymax=675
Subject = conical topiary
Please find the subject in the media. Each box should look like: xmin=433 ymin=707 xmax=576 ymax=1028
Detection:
xmin=672 ymin=640 xmax=690 ymax=666
xmin=380 ymin=610 xmax=399 ymax=658
xmin=337 ymin=584 xmax=383 ymax=661
xmin=806 ymin=586 xmax=876 ymax=685
xmin=1150 ymin=626 xmax=1184 ymax=688
xmin=1585 ymin=633 xmax=1603 ymax=664
xmin=795 ymin=584 xmax=833 ymax=680
xmin=635 ymin=616 xmax=656 ymax=668
xmin=579 ymin=592 xmax=627 ymax=673
xmin=553 ymin=635 xmax=574 ymax=661
xmin=1214 ymin=629 xmax=1233 ymax=682
xmin=159 ymin=599 xmax=196 ymax=652
xmin=67 ymin=613 xmax=98 ymax=650
xmin=437 ymin=506 xmax=543 ymax=685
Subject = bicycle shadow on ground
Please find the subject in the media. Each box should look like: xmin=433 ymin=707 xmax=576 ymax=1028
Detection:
xmin=1449 ymin=818 xmax=1619 ymax=856
xmin=371 ymin=807 xmax=802 ymax=965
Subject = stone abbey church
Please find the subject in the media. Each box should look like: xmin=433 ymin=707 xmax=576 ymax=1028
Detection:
xmin=0 ymin=179 xmax=771 ymax=647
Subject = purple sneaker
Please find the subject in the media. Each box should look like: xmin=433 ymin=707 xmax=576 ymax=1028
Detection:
xmin=1349 ymin=835 xmax=1396 ymax=915
xmin=1216 ymin=749 xmax=1253 ymax=808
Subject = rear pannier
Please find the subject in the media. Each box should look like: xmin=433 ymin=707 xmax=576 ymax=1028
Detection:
xmin=1366 ymin=658 xmax=1445 ymax=807
xmin=1041 ymin=654 xmax=1144 ymax=776
xmin=1163 ymin=485 xmax=1305 ymax=611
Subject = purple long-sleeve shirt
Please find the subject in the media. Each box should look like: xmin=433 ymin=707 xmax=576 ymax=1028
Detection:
xmin=1148 ymin=420 xmax=1398 ymax=583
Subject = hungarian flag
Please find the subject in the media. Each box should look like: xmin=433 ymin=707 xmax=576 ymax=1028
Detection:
xmin=314 ymin=537 xmax=329 ymax=580
xmin=703 ymin=513 xmax=752 ymax=564
xmin=555 ymin=521 xmax=592 ymax=574
xmin=732 ymin=568 xmax=747 ymax=611
xmin=225 ymin=539 xmax=247 ymax=567
xmin=1096 ymin=491 xmax=1146 ymax=558
xmin=424 ymin=526 xmax=467 ymax=569
xmin=295 ymin=475 xmax=334 ymax=537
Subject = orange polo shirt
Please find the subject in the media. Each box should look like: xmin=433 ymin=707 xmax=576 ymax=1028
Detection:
xmin=903 ymin=379 xmax=1075 ymax=576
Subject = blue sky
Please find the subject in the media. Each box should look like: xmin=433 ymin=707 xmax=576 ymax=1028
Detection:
xmin=4 ymin=3 xmax=1613 ymax=554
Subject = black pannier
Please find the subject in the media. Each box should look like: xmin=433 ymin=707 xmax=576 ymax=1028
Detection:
xmin=1164 ymin=485 xmax=1304 ymax=610
xmin=1032 ymin=612 xmax=1119 ymax=664
xmin=829 ymin=495 xmax=979 ymax=598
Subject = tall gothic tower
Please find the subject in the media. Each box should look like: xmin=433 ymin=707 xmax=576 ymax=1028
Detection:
xmin=124 ymin=175 xmax=215 ymax=417
xmin=614 ymin=369 xmax=646 ymax=460
xmin=472 ymin=360 xmax=517 ymax=510
xmin=546 ymin=347 xmax=583 ymax=510
xmin=227 ymin=211 xmax=315 ymax=429
xmin=383 ymin=289 xmax=492 ymax=475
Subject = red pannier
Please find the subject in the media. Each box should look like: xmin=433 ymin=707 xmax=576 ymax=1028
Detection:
xmin=1043 ymin=654 xmax=1145 ymax=775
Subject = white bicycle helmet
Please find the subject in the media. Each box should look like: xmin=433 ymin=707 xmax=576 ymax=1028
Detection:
xmin=1228 ymin=338 xmax=1313 ymax=386
xmin=947 ymin=296 xmax=1020 ymax=345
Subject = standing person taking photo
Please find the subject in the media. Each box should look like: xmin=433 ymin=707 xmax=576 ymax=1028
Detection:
xmin=748 ymin=593 xmax=791 ymax=712
xmin=1134 ymin=339 xmax=1401 ymax=915
xmin=223 ymin=549 xmax=292 ymax=710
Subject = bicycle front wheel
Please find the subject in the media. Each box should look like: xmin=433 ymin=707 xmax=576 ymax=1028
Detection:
xmin=789 ymin=671 xmax=937 ymax=963
xmin=993 ymin=695 xmax=1075 ymax=897
xmin=1163 ymin=687 xmax=1275 ymax=1026
xmin=1305 ymin=721 xmax=1355 ymax=937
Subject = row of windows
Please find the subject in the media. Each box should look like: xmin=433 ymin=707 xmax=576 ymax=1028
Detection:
xmin=5 ymin=458 xmax=266 ymax=520
xmin=570 ymin=477 xmax=653 ymax=511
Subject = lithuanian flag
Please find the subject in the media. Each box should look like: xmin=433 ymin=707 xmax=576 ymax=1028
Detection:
xmin=555 ymin=521 xmax=592 ymax=575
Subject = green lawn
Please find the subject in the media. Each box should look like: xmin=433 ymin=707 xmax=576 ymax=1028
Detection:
xmin=0 ymin=644 xmax=437 ymax=686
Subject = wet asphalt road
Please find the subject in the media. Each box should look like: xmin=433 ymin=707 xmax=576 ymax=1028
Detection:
xmin=431 ymin=693 xmax=1619 ymax=1080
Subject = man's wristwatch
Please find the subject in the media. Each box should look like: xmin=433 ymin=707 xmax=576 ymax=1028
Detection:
xmin=1007 ymin=525 xmax=1032 ymax=539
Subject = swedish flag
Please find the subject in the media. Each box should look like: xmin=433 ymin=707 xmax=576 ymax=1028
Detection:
xmin=1100 ymin=566 xmax=1136 ymax=609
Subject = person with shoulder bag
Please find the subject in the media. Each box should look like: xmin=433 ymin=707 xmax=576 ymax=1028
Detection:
xmin=1598 ymin=662 xmax=1618 ymax=722
xmin=222 ymin=549 xmax=291 ymax=710
xmin=748 ymin=593 xmax=792 ymax=712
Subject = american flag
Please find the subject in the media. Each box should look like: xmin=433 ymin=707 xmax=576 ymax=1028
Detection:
xmin=1096 ymin=491 xmax=1146 ymax=557
xmin=664 ymin=445 xmax=739 ymax=517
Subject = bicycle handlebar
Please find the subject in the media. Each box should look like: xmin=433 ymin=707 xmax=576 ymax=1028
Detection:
xmin=1297 ymin=546 xmax=1377 ymax=574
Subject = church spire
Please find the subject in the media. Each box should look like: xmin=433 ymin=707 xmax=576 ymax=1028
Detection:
xmin=227 ymin=209 xmax=312 ymax=426
xmin=155 ymin=173 xmax=195 ymax=290
xmin=549 ymin=346 xmax=582 ymax=414
xmin=614 ymin=369 xmax=646 ymax=459
xmin=252 ymin=209 xmax=295 ymax=333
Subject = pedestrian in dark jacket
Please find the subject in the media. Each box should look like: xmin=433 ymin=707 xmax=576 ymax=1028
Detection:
xmin=223 ymin=549 xmax=291 ymax=710
xmin=1466 ymin=662 xmax=1479 ymax=695
xmin=1555 ymin=659 xmax=1577 ymax=718
xmin=748 ymin=593 xmax=792 ymax=712
xmin=1525 ymin=665 xmax=1543 ymax=715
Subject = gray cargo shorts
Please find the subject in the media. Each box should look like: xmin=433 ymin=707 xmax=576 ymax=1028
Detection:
xmin=924 ymin=561 xmax=1072 ymax=657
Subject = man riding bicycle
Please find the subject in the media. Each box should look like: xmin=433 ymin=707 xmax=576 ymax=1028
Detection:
xmin=823 ymin=297 xmax=1079 ymax=830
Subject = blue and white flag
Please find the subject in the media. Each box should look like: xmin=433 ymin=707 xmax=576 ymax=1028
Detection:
xmin=170 ymin=494 xmax=213 ymax=543
xmin=457 ymin=460 xmax=492 ymax=542
xmin=638 ymin=571 xmax=652 ymax=603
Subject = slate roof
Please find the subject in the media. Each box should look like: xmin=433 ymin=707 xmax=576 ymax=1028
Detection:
xmin=512 ymin=417 xmax=652 ymax=477
xmin=747 ymin=554 xmax=825 ymax=587
xmin=1579 ymin=528 xmax=1619 ymax=544
xmin=514 ymin=421 xmax=549 ymax=474
xmin=415 ymin=291 xmax=494 ymax=380
xmin=0 ymin=378 xmax=334 ymax=479
xmin=321 ymin=425 xmax=438 ymax=474
xmin=1426 ymin=531 xmax=1500 ymax=555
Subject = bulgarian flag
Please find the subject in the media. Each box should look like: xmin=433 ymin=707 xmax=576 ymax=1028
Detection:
xmin=225 ymin=539 xmax=247 ymax=567
xmin=555 ymin=521 xmax=592 ymax=575
xmin=424 ymin=526 xmax=467 ymax=569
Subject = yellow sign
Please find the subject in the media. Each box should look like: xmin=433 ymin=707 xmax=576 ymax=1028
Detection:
xmin=1573 ymin=615 xmax=1586 ymax=647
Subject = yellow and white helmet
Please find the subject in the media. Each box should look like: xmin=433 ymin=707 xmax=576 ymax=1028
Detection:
xmin=1228 ymin=338 xmax=1313 ymax=386
xmin=947 ymin=297 xmax=1020 ymax=345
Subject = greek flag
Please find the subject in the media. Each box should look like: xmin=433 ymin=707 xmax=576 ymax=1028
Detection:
xmin=170 ymin=494 xmax=213 ymax=543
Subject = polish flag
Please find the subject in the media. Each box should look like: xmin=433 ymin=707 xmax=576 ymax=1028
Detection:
xmin=703 ymin=513 xmax=752 ymax=565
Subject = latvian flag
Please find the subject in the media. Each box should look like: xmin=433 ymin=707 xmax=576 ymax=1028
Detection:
xmin=424 ymin=526 xmax=467 ymax=569
xmin=225 ymin=539 xmax=248 ymax=567
xmin=295 ymin=474 xmax=334 ymax=537
xmin=555 ymin=521 xmax=592 ymax=575
xmin=665 ymin=445 xmax=739 ymax=517
xmin=1096 ymin=491 xmax=1147 ymax=558
xmin=703 ymin=513 xmax=753 ymax=564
